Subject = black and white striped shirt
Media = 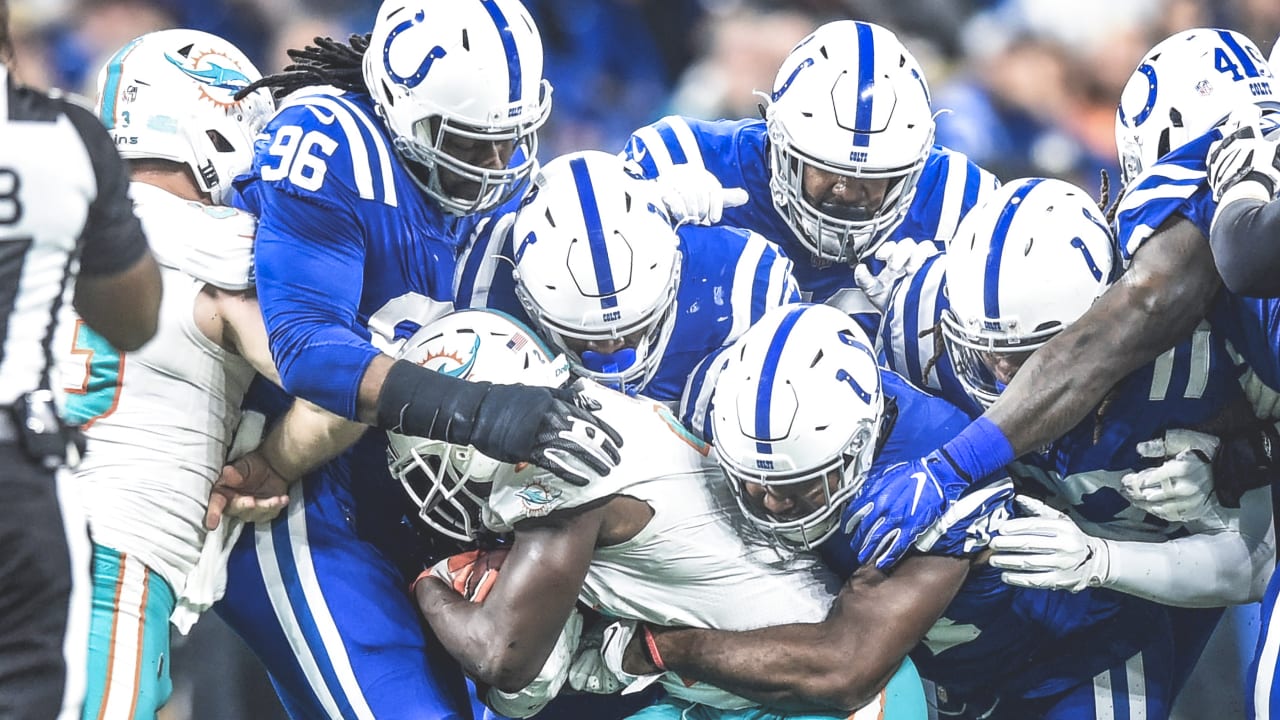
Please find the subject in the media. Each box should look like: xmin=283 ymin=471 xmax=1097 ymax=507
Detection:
xmin=0 ymin=67 xmax=148 ymax=406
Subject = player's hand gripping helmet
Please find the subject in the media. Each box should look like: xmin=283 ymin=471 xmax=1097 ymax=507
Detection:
xmin=364 ymin=0 xmax=553 ymax=215
xmin=941 ymin=178 xmax=1116 ymax=409
xmin=766 ymin=20 xmax=935 ymax=266
xmin=710 ymin=303 xmax=885 ymax=551
xmin=512 ymin=150 xmax=682 ymax=395
xmin=386 ymin=309 xmax=567 ymax=542
xmin=94 ymin=29 xmax=274 ymax=205
xmin=1116 ymin=27 xmax=1280 ymax=184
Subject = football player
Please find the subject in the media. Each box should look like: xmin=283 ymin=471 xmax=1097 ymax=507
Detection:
xmin=619 ymin=20 xmax=998 ymax=319
xmin=456 ymin=149 xmax=799 ymax=401
xmin=210 ymin=3 xmax=622 ymax=718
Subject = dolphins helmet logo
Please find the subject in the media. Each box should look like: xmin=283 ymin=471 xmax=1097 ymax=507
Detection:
xmin=417 ymin=335 xmax=482 ymax=379
xmin=164 ymin=47 xmax=252 ymax=109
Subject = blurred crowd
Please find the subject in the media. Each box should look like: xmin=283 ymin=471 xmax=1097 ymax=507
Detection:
xmin=8 ymin=0 xmax=1280 ymax=194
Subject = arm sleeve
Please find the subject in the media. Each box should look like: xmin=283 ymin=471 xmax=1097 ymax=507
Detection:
xmin=1209 ymin=190 xmax=1280 ymax=296
xmin=61 ymin=101 xmax=149 ymax=277
xmin=253 ymin=185 xmax=380 ymax=419
xmin=1101 ymin=486 xmax=1275 ymax=606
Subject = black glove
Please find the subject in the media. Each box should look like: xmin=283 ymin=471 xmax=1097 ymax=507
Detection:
xmin=1213 ymin=421 xmax=1280 ymax=507
xmin=377 ymin=361 xmax=622 ymax=486
xmin=471 ymin=379 xmax=624 ymax=485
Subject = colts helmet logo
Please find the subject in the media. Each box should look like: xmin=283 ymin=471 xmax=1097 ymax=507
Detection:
xmin=164 ymin=45 xmax=252 ymax=109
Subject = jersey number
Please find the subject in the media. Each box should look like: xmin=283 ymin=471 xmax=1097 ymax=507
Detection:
xmin=63 ymin=319 xmax=125 ymax=428
xmin=0 ymin=168 xmax=22 ymax=225
xmin=366 ymin=292 xmax=455 ymax=355
xmin=261 ymin=126 xmax=339 ymax=192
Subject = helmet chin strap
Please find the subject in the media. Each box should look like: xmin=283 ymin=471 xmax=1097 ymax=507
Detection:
xmin=581 ymin=348 xmax=639 ymax=394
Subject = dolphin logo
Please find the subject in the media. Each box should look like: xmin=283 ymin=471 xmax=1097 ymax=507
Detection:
xmin=164 ymin=52 xmax=251 ymax=92
xmin=432 ymin=335 xmax=481 ymax=378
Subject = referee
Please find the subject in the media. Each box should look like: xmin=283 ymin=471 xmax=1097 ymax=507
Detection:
xmin=0 ymin=3 xmax=161 ymax=718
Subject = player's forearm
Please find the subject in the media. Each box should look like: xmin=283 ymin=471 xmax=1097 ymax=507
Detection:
xmin=1210 ymin=193 xmax=1280 ymax=296
xmin=647 ymin=556 xmax=968 ymax=712
xmin=258 ymin=399 xmax=366 ymax=481
xmin=987 ymin=218 xmax=1219 ymax=456
xmin=414 ymin=578 xmax=529 ymax=689
xmin=1101 ymin=519 xmax=1272 ymax=606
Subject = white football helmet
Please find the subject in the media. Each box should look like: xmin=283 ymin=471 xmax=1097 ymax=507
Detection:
xmin=942 ymin=178 xmax=1116 ymax=409
xmin=363 ymin=0 xmax=553 ymax=215
xmin=94 ymin=29 xmax=274 ymax=205
xmin=766 ymin=20 xmax=935 ymax=265
xmin=710 ymin=303 xmax=884 ymax=550
xmin=1116 ymin=27 xmax=1280 ymax=185
xmin=512 ymin=150 xmax=682 ymax=394
xmin=386 ymin=309 xmax=566 ymax=542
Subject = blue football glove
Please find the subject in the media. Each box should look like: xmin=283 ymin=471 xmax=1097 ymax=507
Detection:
xmin=844 ymin=449 xmax=974 ymax=570
xmin=914 ymin=479 xmax=1014 ymax=557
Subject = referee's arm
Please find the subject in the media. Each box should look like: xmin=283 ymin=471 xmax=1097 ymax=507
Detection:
xmin=63 ymin=101 xmax=160 ymax=350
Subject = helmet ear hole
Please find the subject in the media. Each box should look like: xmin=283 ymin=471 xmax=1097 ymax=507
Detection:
xmin=206 ymin=130 xmax=235 ymax=153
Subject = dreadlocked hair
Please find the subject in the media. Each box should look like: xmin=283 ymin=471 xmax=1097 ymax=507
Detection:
xmin=1096 ymin=168 xmax=1126 ymax=226
xmin=236 ymin=33 xmax=372 ymax=102
xmin=919 ymin=322 xmax=948 ymax=382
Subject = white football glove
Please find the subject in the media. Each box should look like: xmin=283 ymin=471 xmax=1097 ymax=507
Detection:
xmin=1208 ymin=106 xmax=1280 ymax=202
xmin=852 ymin=239 xmax=942 ymax=313
xmin=987 ymin=496 xmax=1110 ymax=593
xmin=1120 ymin=429 xmax=1225 ymax=525
xmin=485 ymin=608 xmax=583 ymax=718
xmin=656 ymin=164 xmax=748 ymax=225
xmin=1241 ymin=368 xmax=1280 ymax=420
xmin=567 ymin=618 xmax=663 ymax=696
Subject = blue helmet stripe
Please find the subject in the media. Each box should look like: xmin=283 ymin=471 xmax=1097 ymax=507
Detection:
xmin=983 ymin=179 xmax=1043 ymax=319
xmin=480 ymin=0 xmax=522 ymax=103
xmin=852 ymin=22 xmax=876 ymax=148
xmin=569 ymin=157 xmax=619 ymax=309
xmin=99 ymin=37 xmax=145 ymax=129
xmin=1219 ymin=30 xmax=1260 ymax=78
xmin=754 ymin=305 xmax=807 ymax=455
xmin=654 ymin=122 xmax=689 ymax=164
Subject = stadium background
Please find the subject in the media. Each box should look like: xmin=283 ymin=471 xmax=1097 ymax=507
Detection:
xmin=7 ymin=0 xmax=1276 ymax=716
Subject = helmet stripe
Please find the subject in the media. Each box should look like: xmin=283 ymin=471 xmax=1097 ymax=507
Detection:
xmin=1218 ymin=30 xmax=1260 ymax=78
xmin=983 ymin=179 xmax=1043 ymax=320
xmin=480 ymin=0 xmax=522 ymax=104
xmin=99 ymin=37 xmax=145 ymax=130
xmin=569 ymin=156 xmax=619 ymax=309
xmin=852 ymin=22 xmax=876 ymax=148
xmin=754 ymin=305 xmax=807 ymax=455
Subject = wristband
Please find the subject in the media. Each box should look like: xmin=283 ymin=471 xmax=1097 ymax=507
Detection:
xmin=375 ymin=359 xmax=491 ymax=444
xmin=940 ymin=417 xmax=1016 ymax=482
xmin=641 ymin=624 xmax=667 ymax=672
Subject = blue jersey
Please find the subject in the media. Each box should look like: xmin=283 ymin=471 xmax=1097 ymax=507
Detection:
xmin=456 ymin=214 xmax=799 ymax=402
xmin=878 ymin=255 xmax=1243 ymax=541
xmin=232 ymin=88 xmax=465 ymax=419
xmin=1114 ymin=125 xmax=1280 ymax=395
xmin=620 ymin=116 xmax=999 ymax=303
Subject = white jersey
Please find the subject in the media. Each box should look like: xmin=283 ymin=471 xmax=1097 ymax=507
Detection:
xmin=58 ymin=182 xmax=257 ymax=596
xmin=486 ymin=384 xmax=841 ymax=708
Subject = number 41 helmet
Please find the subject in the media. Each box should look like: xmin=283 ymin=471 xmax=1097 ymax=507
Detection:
xmin=1116 ymin=27 xmax=1280 ymax=185
xmin=386 ymin=309 xmax=566 ymax=542
xmin=942 ymin=178 xmax=1116 ymax=409
xmin=94 ymin=29 xmax=274 ymax=205
xmin=710 ymin=303 xmax=885 ymax=551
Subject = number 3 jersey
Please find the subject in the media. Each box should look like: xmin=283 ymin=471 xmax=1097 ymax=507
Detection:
xmin=483 ymin=382 xmax=841 ymax=709
xmin=56 ymin=182 xmax=257 ymax=597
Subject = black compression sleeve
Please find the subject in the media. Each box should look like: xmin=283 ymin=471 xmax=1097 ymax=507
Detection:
xmin=374 ymin=359 xmax=491 ymax=444
xmin=1210 ymin=196 xmax=1280 ymax=297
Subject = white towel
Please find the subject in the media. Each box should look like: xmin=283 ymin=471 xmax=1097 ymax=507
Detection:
xmin=169 ymin=410 xmax=264 ymax=634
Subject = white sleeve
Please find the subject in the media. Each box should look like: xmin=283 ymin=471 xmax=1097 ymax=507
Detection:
xmin=1100 ymin=487 xmax=1275 ymax=607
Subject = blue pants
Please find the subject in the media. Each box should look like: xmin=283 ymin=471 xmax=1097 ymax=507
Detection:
xmin=1250 ymin=569 xmax=1280 ymax=719
xmin=215 ymin=470 xmax=474 ymax=720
